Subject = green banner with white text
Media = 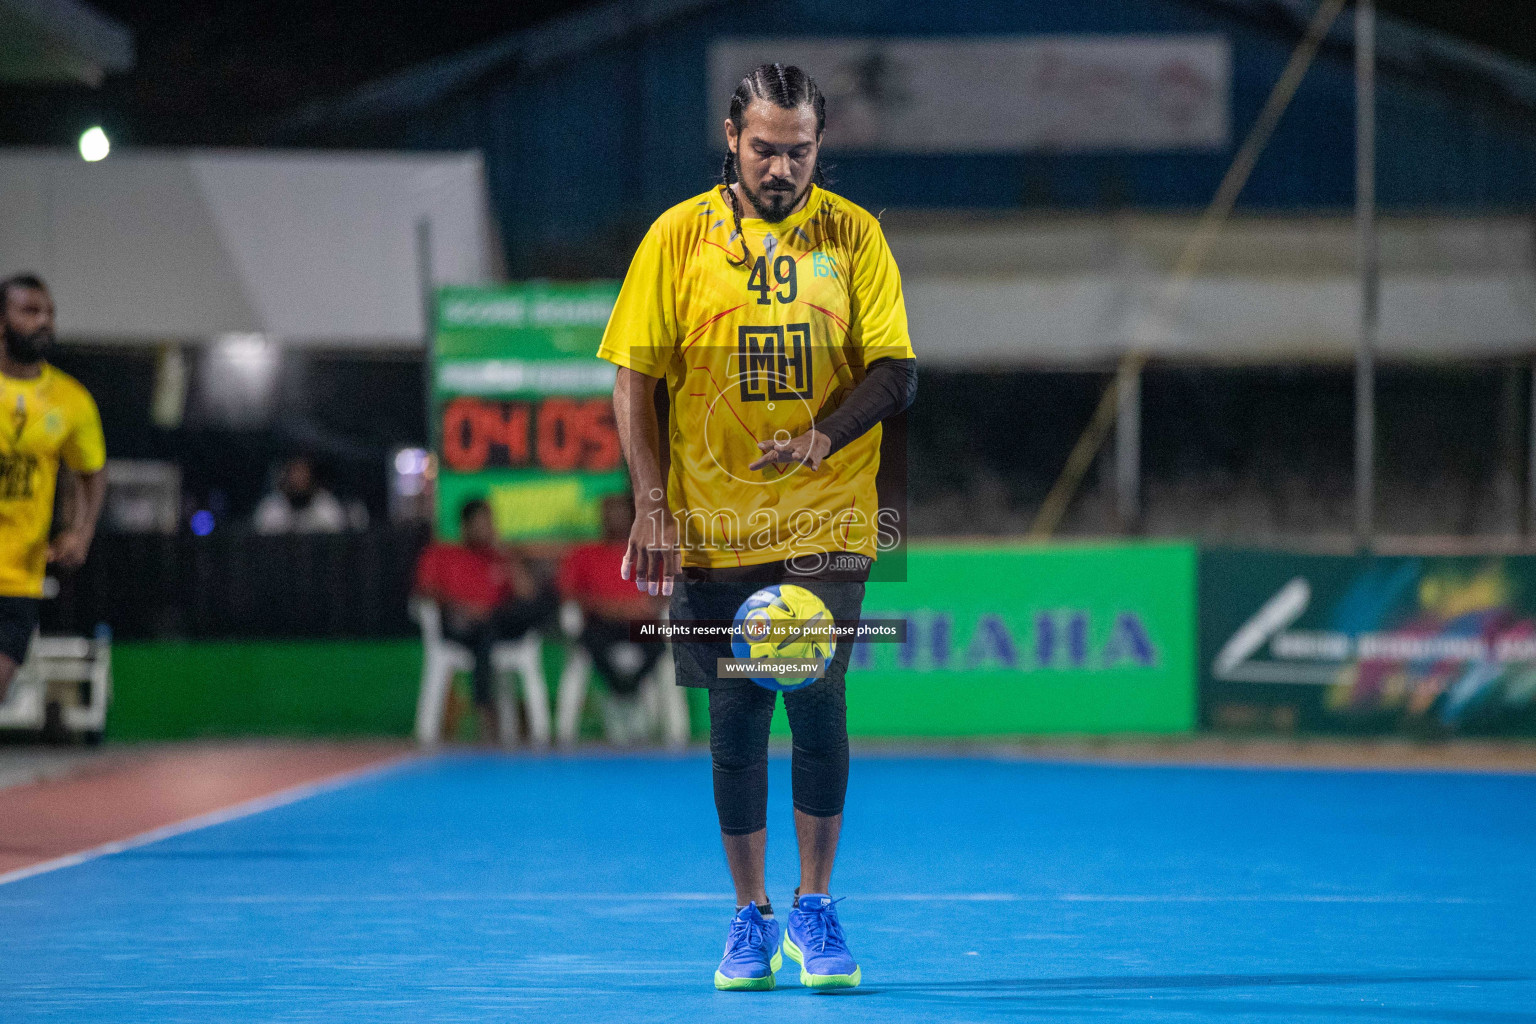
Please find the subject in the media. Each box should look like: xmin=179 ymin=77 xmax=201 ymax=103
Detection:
xmin=1200 ymin=549 xmax=1536 ymax=736
xmin=432 ymin=283 xmax=625 ymax=541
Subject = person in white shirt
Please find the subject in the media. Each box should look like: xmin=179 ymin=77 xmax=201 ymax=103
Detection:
xmin=253 ymin=455 xmax=350 ymax=534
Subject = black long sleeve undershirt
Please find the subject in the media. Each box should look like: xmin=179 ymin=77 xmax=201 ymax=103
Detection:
xmin=816 ymin=357 xmax=917 ymax=456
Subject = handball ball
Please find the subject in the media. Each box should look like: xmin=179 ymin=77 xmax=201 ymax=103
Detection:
xmin=731 ymin=584 xmax=836 ymax=692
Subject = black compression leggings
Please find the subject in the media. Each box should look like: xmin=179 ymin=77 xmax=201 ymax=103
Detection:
xmin=708 ymin=677 xmax=850 ymax=836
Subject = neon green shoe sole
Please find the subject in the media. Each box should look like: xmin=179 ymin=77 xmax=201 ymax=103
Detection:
xmin=782 ymin=934 xmax=862 ymax=989
xmin=713 ymin=948 xmax=782 ymax=991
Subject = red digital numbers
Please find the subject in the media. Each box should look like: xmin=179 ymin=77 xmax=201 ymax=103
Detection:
xmin=441 ymin=397 xmax=619 ymax=473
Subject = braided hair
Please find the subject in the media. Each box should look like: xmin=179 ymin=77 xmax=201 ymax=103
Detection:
xmin=720 ymin=63 xmax=827 ymax=268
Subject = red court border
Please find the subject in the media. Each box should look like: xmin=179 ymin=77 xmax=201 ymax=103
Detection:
xmin=0 ymin=742 xmax=415 ymax=885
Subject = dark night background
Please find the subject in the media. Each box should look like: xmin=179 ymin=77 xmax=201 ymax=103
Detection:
xmin=0 ymin=1 xmax=597 ymax=146
xmin=0 ymin=1 xmax=1531 ymax=148
xmin=2 ymin=0 xmax=1534 ymax=635
xmin=6 ymin=0 xmax=1536 ymax=538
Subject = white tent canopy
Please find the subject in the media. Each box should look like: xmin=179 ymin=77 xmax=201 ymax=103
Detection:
xmin=0 ymin=149 xmax=499 ymax=348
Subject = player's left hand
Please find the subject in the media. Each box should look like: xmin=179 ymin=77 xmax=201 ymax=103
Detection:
xmin=749 ymin=429 xmax=831 ymax=471
xmin=47 ymin=530 xmax=93 ymax=569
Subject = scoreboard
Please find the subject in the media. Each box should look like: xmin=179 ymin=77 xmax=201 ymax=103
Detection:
xmin=431 ymin=283 xmax=626 ymax=541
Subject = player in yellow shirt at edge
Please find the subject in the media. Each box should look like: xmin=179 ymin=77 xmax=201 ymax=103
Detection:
xmin=598 ymin=64 xmax=917 ymax=991
xmin=0 ymin=275 xmax=107 ymax=704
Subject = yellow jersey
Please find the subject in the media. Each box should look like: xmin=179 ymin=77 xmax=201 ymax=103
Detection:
xmin=0 ymin=365 xmax=105 ymax=597
xmin=598 ymin=185 xmax=915 ymax=569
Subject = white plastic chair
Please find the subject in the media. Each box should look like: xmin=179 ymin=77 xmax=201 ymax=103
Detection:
xmin=411 ymin=597 xmax=551 ymax=747
xmin=0 ymin=632 xmax=112 ymax=742
xmin=554 ymin=601 xmax=689 ymax=749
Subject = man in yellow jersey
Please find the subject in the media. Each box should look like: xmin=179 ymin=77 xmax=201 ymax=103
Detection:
xmin=0 ymin=275 xmax=107 ymax=703
xmin=599 ymin=64 xmax=916 ymax=991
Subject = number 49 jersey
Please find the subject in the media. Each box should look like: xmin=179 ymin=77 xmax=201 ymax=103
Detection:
xmin=598 ymin=185 xmax=915 ymax=569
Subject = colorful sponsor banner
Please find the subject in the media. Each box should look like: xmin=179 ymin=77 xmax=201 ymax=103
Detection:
xmin=432 ymin=283 xmax=625 ymax=541
xmin=1201 ymin=550 xmax=1536 ymax=736
xmin=710 ymin=36 xmax=1230 ymax=153
xmin=770 ymin=542 xmax=1197 ymax=736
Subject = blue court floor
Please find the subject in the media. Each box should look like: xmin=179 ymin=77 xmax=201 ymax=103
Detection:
xmin=2 ymin=752 xmax=1533 ymax=1023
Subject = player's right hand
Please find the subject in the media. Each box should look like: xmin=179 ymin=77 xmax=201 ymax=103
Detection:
xmin=47 ymin=529 xmax=92 ymax=569
xmin=622 ymin=502 xmax=680 ymax=597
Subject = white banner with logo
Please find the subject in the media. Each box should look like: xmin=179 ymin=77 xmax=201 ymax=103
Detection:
xmin=708 ymin=35 xmax=1230 ymax=153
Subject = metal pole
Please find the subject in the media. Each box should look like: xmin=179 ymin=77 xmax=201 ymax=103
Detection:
xmin=1115 ymin=358 xmax=1141 ymax=531
xmin=415 ymin=217 xmax=439 ymax=533
xmin=416 ymin=217 xmax=436 ymax=445
xmin=1354 ymin=0 xmax=1378 ymax=550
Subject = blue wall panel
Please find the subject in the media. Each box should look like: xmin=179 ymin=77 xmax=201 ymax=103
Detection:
xmin=363 ymin=0 xmax=1536 ymax=273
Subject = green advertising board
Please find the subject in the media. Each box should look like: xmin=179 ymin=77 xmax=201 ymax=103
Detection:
xmin=432 ymin=283 xmax=626 ymax=541
xmin=772 ymin=541 xmax=1197 ymax=736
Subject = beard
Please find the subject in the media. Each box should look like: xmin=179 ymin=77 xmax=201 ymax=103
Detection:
xmin=740 ymin=173 xmax=812 ymax=224
xmin=3 ymin=324 xmax=52 ymax=364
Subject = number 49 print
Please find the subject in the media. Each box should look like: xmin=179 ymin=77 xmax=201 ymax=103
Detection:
xmin=747 ymin=255 xmax=797 ymax=305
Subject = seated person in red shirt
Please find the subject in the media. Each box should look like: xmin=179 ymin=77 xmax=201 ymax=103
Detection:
xmin=558 ymin=494 xmax=667 ymax=700
xmin=415 ymin=497 xmax=556 ymax=741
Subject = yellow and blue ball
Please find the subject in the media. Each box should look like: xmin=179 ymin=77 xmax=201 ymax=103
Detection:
xmin=731 ymin=584 xmax=836 ymax=692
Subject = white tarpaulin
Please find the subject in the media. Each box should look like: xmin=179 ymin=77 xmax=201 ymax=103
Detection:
xmin=0 ymin=149 xmax=499 ymax=347
xmin=900 ymin=274 xmax=1536 ymax=366
xmin=883 ymin=215 xmax=1536 ymax=365
xmin=709 ymin=35 xmax=1230 ymax=152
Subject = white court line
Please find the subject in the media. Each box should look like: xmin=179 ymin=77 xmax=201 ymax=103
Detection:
xmin=0 ymin=751 xmax=419 ymax=889
xmin=3 ymin=890 xmax=1487 ymax=907
xmin=150 ymin=891 xmax=1018 ymax=905
xmin=1053 ymin=894 xmax=1487 ymax=904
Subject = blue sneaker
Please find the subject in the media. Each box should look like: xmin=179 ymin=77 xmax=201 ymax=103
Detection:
xmin=782 ymin=894 xmax=861 ymax=989
xmin=714 ymin=902 xmax=782 ymax=991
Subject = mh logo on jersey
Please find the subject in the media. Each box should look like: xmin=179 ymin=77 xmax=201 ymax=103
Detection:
xmin=737 ymin=323 xmax=814 ymax=402
xmin=0 ymin=453 xmax=37 ymax=499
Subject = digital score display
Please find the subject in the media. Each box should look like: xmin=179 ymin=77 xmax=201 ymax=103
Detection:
xmin=439 ymin=396 xmax=620 ymax=474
